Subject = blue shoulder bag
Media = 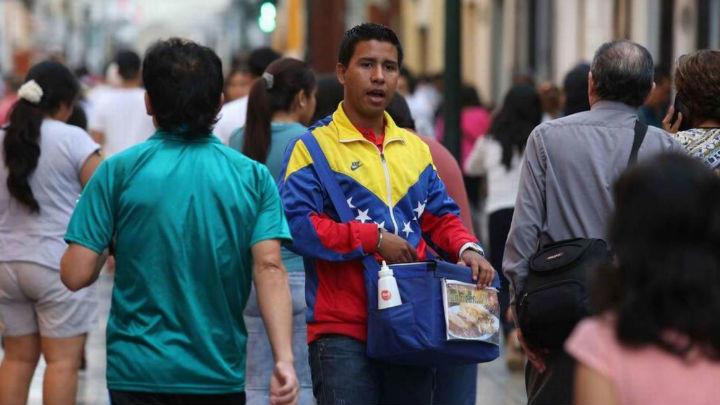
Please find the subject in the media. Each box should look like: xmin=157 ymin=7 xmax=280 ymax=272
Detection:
xmin=301 ymin=133 xmax=500 ymax=366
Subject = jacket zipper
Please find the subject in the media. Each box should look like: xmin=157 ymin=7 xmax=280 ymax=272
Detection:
xmin=380 ymin=152 xmax=399 ymax=235
xmin=339 ymin=137 xmax=401 ymax=235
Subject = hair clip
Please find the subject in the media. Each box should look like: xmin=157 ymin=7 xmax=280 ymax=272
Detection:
xmin=262 ymin=72 xmax=274 ymax=90
xmin=18 ymin=80 xmax=44 ymax=104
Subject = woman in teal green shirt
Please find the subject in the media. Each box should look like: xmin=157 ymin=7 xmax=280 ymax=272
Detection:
xmin=229 ymin=57 xmax=316 ymax=405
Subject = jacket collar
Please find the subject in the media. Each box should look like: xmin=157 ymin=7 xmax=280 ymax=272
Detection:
xmin=332 ymin=102 xmax=407 ymax=146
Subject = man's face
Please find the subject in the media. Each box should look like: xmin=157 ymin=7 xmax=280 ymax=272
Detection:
xmin=337 ymin=40 xmax=399 ymax=120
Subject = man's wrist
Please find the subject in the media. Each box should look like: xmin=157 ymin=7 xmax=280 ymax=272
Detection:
xmin=459 ymin=242 xmax=485 ymax=259
xmin=376 ymin=227 xmax=384 ymax=251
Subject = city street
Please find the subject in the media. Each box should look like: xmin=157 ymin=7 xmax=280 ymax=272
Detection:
xmin=1 ymin=271 xmax=526 ymax=405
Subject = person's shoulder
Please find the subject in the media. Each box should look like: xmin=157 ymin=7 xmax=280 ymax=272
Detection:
xmin=45 ymin=119 xmax=93 ymax=142
xmin=221 ymin=96 xmax=248 ymax=114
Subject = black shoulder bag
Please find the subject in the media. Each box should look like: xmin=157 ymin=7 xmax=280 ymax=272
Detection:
xmin=517 ymin=120 xmax=647 ymax=350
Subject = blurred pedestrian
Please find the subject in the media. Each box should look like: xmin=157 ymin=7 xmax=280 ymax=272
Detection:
xmin=663 ymin=50 xmax=720 ymax=173
xmin=0 ymin=75 xmax=21 ymax=124
xmin=464 ymin=84 xmax=543 ymax=371
xmin=229 ymin=57 xmax=316 ymax=405
xmin=537 ymin=81 xmax=562 ymax=122
xmin=88 ymin=50 xmax=155 ymax=157
xmin=504 ymin=40 xmax=683 ymax=405
xmin=568 ymin=153 xmax=720 ymax=404
xmin=280 ymin=23 xmax=492 ymax=405
xmin=60 ymin=38 xmax=299 ymax=405
xmin=309 ymin=73 xmax=343 ymax=123
xmin=215 ymin=47 xmax=281 ymax=144
xmin=562 ymin=63 xmax=591 ymax=116
xmin=435 ymin=84 xmax=492 ymax=205
xmin=638 ymin=66 xmax=671 ymax=128
xmin=0 ymin=61 xmax=102 ymax=405
xmin=224 ymin=66 xmax=253 ymax=103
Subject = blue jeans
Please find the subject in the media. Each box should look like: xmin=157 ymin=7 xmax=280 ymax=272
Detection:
xmin=309 ymin=335 xmax=434 ymax=405
xmin=433 ymin=364 xmax=477 ymax=405
xmin=243 ymin=272 xmax=313 ymax=405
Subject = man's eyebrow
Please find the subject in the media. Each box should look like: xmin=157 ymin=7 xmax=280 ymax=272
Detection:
xmin=357 ymin=57 xmax=398 ymax=65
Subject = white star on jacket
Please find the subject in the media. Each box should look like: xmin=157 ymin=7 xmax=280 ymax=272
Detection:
xmin=355 ymin=208 xmax=372 ymax=223
xmin=413 ymin=200 xmax=426 ymax=221
xmin=402 ymin=221 xmax=414 ymax=238
xmin=374 ymin=221 xmax=386 ymax=231
xmin=347 ymin=197 xmax=356 ymax=209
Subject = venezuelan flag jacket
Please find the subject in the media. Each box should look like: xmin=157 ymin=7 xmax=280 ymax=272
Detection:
xmin=279 ymin=104 xmax=479 ymax=343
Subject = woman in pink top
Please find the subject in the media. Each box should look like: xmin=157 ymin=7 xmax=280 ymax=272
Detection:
xmin=566 ymin=153 xmax=720 ymax=405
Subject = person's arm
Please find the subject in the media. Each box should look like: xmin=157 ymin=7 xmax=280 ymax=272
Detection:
xmin=60 ymin=244 xmax=108 ymax=291
xmin=80 ymin=151 xmax=102 ymax=186
xmin=89 ymin=130 xmax=105 ymax=146
xmin=252 ymin=239 xmax=299 ymax=405
xmin=574 ymin=362 xmax=619 ymax=405
xmin=279 ymin=137 xmax=415 ymax=263
xmin=502 ymin=129 xmax=548 ymax=369
xmin=63 ymin=161 xmax=115 ymax=289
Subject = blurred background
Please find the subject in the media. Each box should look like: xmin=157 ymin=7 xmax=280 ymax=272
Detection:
xmin=1 ymin=0 xmax=718 ymax=107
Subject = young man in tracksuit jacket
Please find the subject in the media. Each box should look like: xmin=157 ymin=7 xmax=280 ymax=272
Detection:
xmin=279 ymin=23 xmax=495 ymax=405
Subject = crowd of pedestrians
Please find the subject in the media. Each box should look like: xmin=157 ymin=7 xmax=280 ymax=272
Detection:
xmin=0 ymin=21 xmax=719 ymax=405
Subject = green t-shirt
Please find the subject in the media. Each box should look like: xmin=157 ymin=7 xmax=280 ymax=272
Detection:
xmin=65 ymin=131 xmax=291 ymax=394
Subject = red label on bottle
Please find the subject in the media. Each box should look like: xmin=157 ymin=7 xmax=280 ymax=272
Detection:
xmin=381 ymin=290 xmax=391 ymax=301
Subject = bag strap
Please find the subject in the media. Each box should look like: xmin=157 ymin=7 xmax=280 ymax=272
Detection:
xmin=628 ymin=120 xmax=648 ymax=166
xmin=300 ymin=133 xmax=380 ymax=272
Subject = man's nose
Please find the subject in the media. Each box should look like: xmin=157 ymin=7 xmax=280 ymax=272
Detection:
xmin=371 ymin=65 xmax=385 ymax=83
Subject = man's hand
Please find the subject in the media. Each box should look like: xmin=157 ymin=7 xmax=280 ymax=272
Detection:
xmin=269 ymin=360 xmax=299 ymax=405
xmin=662 ymin=105 xmax=683 ymax=133
xmin=377 ymin=231 xmax=418 ymax=264
xmin=459 ymin=250 xmax=495 ymax=288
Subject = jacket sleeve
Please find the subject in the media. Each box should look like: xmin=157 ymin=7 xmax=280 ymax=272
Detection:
xmin=278 ymin=137 xmax=379 ymax=262
xmin=419 ymin=164 xmax=479 ymax=263
xmin=503 ymin=129 xmax=547 ymax=303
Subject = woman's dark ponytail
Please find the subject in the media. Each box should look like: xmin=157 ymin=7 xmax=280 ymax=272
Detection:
xmin=3 ymin=100 xmax=44 ymax=211
xmin=242 ymin=58 xmax=316 ymax=163
xmin=2 ymin=61 xmax=79 ymax=212
xmin=243 ymin=77 xmax=273 ymax=163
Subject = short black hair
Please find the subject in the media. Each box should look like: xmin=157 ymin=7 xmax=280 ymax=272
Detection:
xmin=338 ymin=23 xmax=403 ymax=67
xmin=142 ymin=38 xmax=223 ymax=138
xmin=590 ymin=40 xmax=654 ymax=107
xmin=248 ymin=47 xmax=281 ymax=78
xmin=593 ymin=153 xmax=720 ymax=360
xmin=115 ymin=50 xmax=141 ymax=81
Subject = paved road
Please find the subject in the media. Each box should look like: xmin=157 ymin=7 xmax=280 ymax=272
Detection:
xmin=2 ymin=271 xmax=526 ymax=405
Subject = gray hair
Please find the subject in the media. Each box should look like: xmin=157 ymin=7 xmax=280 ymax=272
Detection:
xmin=590 ymin=40 xmax=654 ymax=107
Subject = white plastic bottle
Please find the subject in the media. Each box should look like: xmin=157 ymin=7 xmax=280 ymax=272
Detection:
xmin=378 ymin=260 xmax=402 ymax=309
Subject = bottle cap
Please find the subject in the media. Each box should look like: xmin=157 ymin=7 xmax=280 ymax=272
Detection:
xmin=379 ymin=260 xmax=393 ymax=276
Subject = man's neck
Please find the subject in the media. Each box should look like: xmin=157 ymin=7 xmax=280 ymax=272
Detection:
xmin=120 ymin=78 xmax=141 ymax=89
xmin=342 ymin=103 xmax=384 ymax=135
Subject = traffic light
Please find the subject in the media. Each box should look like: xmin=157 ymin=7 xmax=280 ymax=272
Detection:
xmin=258 ymin=1 xmax=277 ymax=33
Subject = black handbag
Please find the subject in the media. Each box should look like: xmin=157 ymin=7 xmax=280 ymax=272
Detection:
xmin=517 ymin=120 xmax=647 ymax=350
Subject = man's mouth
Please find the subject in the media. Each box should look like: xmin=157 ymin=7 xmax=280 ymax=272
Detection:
xmin=366 ymin=89 xmax=386 ymax=104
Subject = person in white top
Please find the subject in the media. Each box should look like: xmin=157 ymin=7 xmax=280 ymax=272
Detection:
xmin=88 ymin=50 xmax=155 ymax=157
xmin=464 ymin=84 xmax=543 ymax=371
xmin=0 ymin=61 xmax=103 ymax=405
xmin=214 ymin=47 xmax=280 ymax=144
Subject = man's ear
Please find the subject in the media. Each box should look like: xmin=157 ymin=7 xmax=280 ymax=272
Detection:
xmin=144 ymin=92 xmax=153 ymax=115
xmin=336 ymin=63 xmax=347 ymax=85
